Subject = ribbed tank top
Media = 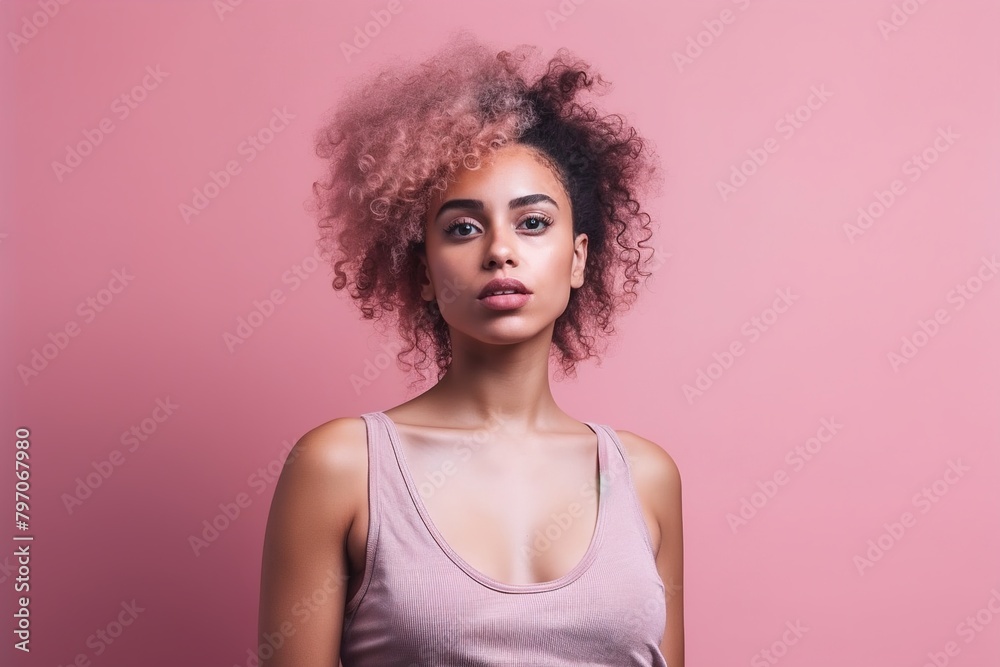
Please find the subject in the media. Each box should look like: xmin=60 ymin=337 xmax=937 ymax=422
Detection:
xmin=340 ymin=411 xmax=669 ymax=666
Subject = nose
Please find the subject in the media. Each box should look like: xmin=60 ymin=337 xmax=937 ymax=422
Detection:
xmin=482 ymin=224 xmax=518 ymax=269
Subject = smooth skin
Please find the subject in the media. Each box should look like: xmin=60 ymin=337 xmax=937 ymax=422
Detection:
xmin=257 ymin=143 xmax=684 ymax=666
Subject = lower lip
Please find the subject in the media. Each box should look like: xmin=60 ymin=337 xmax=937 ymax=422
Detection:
xmin=478 ymin=293 xmax=531 ymax=311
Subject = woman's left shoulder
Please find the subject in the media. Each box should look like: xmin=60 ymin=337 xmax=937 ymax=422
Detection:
xmin=611 ymin=428 xmax=682 ymax=490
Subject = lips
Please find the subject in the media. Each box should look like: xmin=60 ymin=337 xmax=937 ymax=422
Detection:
xmin=477 ymin=278 xmax=530 ymax=299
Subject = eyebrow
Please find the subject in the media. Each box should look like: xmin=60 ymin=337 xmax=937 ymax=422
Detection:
xmin=434 ymin=194 xmax=559 ymax=221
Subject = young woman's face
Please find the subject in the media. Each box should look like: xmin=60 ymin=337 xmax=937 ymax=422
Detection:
xmin=420 ymin=142 xmax=588 ymax=347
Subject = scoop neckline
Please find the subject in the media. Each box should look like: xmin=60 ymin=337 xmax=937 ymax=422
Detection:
xmin=373 ymin=410 xmax=609 ymax=594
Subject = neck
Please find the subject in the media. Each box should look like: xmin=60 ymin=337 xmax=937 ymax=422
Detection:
xmin=421 ymin=325 xmax=562 ymax=434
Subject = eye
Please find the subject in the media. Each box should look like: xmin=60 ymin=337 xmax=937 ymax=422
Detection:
xmin=519 ymin=213 xmax=554 ymax=234
xmin=443 ymin=219 xmax=481 ymax=237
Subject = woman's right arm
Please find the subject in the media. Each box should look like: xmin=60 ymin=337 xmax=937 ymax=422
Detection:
xmin=257 ymin=418 xmax=368 ymax=666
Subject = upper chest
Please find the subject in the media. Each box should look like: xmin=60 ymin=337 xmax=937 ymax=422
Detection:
xmin=345 ymin=422 xmax=662 ymax=586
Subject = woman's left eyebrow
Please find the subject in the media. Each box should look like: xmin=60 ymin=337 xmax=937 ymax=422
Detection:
xmin=434 ymin=194 xmax=559 ymax=221
xmin=509 ymin=193 xmax=559 ymax=210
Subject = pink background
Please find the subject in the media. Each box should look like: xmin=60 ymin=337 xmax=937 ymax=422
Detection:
xmin=3 ymin=1 xmax=999 ymax=665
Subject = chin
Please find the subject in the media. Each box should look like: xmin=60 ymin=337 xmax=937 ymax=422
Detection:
xmin=465 ymin=321 xmax=558 ymax=346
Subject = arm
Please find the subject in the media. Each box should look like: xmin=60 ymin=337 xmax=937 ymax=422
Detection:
xmin=257 ymin=418 xmax=367 ymax=666
xmin=654 ymin=452 xmax=684 ymax=667
xmin=620 ymin=431 xmax=685 ymax=667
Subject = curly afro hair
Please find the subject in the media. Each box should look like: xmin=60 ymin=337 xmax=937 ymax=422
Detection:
xmin=309 ymin=30 xmax=663 ymax=388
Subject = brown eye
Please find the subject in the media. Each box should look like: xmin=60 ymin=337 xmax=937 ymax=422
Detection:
xmin=444 ymin=220 xmax=480 ymax=237
xmin=519 ymin=214 xmax=553 ymax=233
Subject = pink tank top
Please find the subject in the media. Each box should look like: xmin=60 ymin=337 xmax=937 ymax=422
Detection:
xmin=340 ymin=411 xmax=669 ymax=666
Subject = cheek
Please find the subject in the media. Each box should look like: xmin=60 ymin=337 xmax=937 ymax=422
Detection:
xmin=426 ymin=253 xmax=477 ymax=307
xmin=541 ymin=246 xmax=577 ymax=282
xmin=530 ymin=250 xmax=577 ymax=313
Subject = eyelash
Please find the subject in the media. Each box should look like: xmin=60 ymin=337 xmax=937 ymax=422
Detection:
xmin=444 ymin=214 xmax=554 ymax=237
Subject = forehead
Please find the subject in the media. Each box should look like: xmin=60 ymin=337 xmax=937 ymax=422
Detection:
xmin=428 ymin=143 xmax=568 ymax=208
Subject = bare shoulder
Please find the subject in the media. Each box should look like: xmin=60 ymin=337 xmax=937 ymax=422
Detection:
xmin=614 ymin=429 xmax=685 ymax=665
xmin=258 ymin=416 xmax=369 ymax=664
xmin=612 ymin=429 xmax=683 ymax=546
xmin=291 ymin=416 xmax=369 ymax=473
xmin=273 ymin=416 xmax=370 ymax=527
xmin=614 ymin=429 xmax=682 ymax=491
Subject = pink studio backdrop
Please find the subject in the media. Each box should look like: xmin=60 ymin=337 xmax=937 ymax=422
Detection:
xmin=3 ymin=1 xmax=999 ymax=665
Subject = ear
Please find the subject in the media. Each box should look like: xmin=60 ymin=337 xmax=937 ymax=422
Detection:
xmin=417 ymin=244 xmax=435 ymax=301
xmin=570 ymin=232 xmax=588 ymax=289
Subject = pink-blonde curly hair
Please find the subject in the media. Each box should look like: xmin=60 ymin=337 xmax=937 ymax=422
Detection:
xmin=308 ymin=30 xmax=663 ymax=388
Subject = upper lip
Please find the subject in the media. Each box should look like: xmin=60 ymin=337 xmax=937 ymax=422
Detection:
xmin=478 ymin=278 xmax=531 ymax=298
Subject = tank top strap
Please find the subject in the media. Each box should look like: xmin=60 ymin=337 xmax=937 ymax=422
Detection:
xmin=346 ymin=411 xmax=421 ymax=623
xmin=340 ymin=414 xmax=670 ymax=665
xmin=353 ymin=410 xmax=441 ymax=568
xmin=589 ymin=422 xmax=657 ymax=560
xmin=361 ymin=410 xmax=434 ymax=517
xmin=345 ymin=413 xmax=380 ymax=622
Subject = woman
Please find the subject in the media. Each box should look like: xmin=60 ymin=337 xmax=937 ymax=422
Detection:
xmin=258 ymin=31 xmax=684 ymax=666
